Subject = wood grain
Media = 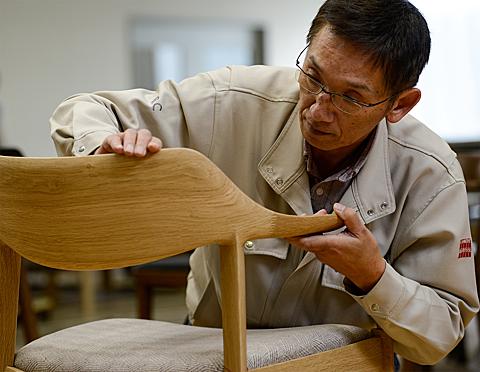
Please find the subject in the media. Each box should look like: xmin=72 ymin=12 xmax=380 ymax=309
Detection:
xmin=0 ymin=148 xmax=388 ymax=372
xmin=5 ymin=367 xmax=25 ymax=372
xmin=220 ymin=237 xmax=247 ymax=372
xmin=0 ymin=242 xmax=21 ymax=372
xmin=0 ymin=149 xmax=342 ymax=271
xmin=251 ymin=336 xmax=390 ymax=372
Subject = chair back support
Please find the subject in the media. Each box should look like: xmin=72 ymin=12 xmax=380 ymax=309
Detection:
xmin=0 ymin=149 xmax=342 ymax=372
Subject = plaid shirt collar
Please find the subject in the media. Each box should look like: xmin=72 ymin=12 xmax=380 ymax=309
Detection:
xmin=304 ymin=133 xmax=375 ymax=213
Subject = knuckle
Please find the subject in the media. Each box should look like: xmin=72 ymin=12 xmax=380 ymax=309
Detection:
xmin=138 ymin=128 xmax=151 ymax=136
xmin=302 ymin=237 xmax=319 ymax=251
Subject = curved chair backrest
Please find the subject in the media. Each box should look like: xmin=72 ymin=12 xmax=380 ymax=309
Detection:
xmin=0 ymin=148 xmax=341 ymax=270
xmin=0 ymin=148 xmax=342 ymax=372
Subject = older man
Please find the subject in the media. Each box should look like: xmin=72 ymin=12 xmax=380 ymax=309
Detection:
xmin=51 ymin=0 xmax=478 ymax=365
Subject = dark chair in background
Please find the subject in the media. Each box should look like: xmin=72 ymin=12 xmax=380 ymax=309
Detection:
xmin=131 ymin=253 xmax=190 ymax=319
xmin=457 ymin=152 xmax=480 ymax=334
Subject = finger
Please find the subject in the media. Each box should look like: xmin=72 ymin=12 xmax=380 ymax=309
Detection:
xmin=314 ymin=209 xmax=328 ymax=216
xmin=108 ymin=134 xmax=125 ymax=154
xmin=146 ymin=136 xmax=163 ymax=153
xmin=95 ymin=134 xmax=123 ymax=154
xmin=289 ymin=234 xmax=333 ymax=251
xmin=333 ymin=203 xmax=365 ymax=236
xmin=123 ymin=129 xmax=138 ymax=156
xmin=134 ymin=129 xmax=151 ymax=157
xmin=287 ymin=233 xmax=332 ymax=249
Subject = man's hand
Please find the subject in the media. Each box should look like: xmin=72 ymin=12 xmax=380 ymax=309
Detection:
xmin=94 ymin=129 xmax=163 ymax=157
xmin=287 ymin=203 xmax=386 ymax=292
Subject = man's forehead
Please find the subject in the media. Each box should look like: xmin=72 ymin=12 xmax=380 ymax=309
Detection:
xmin=307 ymin=55 xmax=374 ymax=94
xmin=307 ymin=28 xmax=388 ymax=95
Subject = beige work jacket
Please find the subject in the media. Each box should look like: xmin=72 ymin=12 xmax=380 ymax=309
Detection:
xmin=51 ymin=65 xmax=479 ymax=364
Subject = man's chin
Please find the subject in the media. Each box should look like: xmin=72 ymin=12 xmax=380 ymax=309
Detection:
xmin=303 ymin=129 xmax=337 ymax=149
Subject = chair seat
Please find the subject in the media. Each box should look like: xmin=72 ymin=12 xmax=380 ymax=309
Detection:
xmin=14 ymin=318 xmax=370 ymax=371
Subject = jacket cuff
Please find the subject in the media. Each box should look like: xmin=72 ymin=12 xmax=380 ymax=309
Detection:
xmin=72 ymin=130 xmax=116 ymax=156
xmin=347 ymin=262 xmax=405 ymax=320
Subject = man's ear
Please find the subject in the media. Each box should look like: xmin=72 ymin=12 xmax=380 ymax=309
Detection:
xmin=386 ymin=88 xmax=421 ymax=123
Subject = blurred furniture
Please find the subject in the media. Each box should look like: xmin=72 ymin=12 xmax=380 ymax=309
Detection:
xmin=457 ymin=152 xmax=480 ymax=336
xmin=18 ymin=262 xmax=39 ymax=342
xmin=1 ymin=149 xmax=393 ymax=371
xmin=132 ymin=253 xmax=190 ymax=319
xmin=400 ymin=151 xmax=480 ymax=371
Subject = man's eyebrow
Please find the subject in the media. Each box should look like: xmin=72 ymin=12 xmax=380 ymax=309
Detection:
xmin=309 ymin=55 xmax=374 ymax=94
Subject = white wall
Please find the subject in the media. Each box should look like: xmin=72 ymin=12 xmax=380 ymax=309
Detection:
xmin=0 ymin=0 xmax=322 ymax=156
xmin=410 ymin=0 xmax=480 ymax=143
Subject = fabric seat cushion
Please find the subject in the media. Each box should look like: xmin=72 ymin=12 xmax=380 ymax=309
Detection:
xmin=14 ymin=318 xmax=370 ymax=372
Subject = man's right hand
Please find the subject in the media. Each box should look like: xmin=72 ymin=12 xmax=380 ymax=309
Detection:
xmin=94 ymin=129 xmax=163 ymax=157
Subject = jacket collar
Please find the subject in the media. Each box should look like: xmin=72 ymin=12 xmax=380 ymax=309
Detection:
xmin=258 ymin=110 xmax=396 ymax=225
xmin=258 ymin=105 xmax=313 ymax=216
xmin=349 ymin=119 xmax=396 ymax=224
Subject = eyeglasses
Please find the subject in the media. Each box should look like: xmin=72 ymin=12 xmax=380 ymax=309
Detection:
xmin=295 ymin=44 xmax=398 ymax=115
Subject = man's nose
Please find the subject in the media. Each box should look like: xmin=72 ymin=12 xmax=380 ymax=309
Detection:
xmin=309 ymin=92 xmax=335 ymax=121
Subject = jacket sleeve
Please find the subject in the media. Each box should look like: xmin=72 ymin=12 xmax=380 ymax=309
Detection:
xmin=50 ymin=70 xmax=227 ymax=157
xmin=350 ymin=178 xmax=479 ymax=364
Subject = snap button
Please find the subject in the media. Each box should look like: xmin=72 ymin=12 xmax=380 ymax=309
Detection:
xmin=78 ymin=145 xmax=86 ymax=153
xmin=315 ymin=187 xmax=324 ymax=196
xmin=370 ymin=303 xmax=380 ymax=312
xmin=266 ymin=167 xmax=274 ymax=174
xmin=380 ymin=202 xmax=388 ymax=210
xmin=367 ymin=209 xmax=375 ymax=216
xmin=275 ymin=178 xmax=284 ymax=186
xmin=244 ymin=241 xmax=254 ymax=250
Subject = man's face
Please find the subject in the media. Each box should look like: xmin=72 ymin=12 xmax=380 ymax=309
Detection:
xmin=298 ymin=26 xmax=392 ymax=153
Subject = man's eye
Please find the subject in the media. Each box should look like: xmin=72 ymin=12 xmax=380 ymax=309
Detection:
xmin=342 ymin=91 xmax=362 ymax=102
xmin=307 ymin=71 xmax=322 ymax=83
xmin=306 ymin=75 xmax=318 ymax=84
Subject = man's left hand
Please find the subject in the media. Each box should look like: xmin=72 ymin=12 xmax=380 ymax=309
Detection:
xmin=287 ymin=203 xmax=386 ymax=292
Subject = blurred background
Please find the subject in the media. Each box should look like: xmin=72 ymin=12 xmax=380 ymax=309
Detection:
xmin=0 ymin=0 xmax=479 ymax=156
xmin=0 ymin=0 xmax=320 ymax=156
xmin=1 ymin=0 xmax=479 ymax=370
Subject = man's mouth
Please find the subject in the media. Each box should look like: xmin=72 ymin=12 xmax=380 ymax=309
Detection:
xmin=305 ymin=120 xmax=335 ymax=136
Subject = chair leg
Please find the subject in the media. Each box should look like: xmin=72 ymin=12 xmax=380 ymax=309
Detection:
xmin=18 ymin=262 xmax=39 ymax=342
xmin=136 ymin=281 xmax=152 ymax=319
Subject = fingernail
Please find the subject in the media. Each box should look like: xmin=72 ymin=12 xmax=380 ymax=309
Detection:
xmin=333 ymin=203 xmax=345 ymax=213
xmin=125 ymin=145 xmax=133 ymax=153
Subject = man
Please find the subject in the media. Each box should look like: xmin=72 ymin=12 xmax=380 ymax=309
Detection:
xmin=51 ymin=0 xmax=478 ymax=365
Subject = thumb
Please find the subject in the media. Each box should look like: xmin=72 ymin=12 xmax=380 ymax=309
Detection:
xmin=333 ymin=203 xmax=365 ymax=236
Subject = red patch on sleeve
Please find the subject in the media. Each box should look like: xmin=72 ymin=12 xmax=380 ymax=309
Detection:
xmin=458 ymin=238 xmax=472 ymax=258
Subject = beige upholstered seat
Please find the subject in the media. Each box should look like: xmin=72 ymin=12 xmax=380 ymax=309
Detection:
xmin=0 ymin=149 xmax=393 ymax=372
xmin=14 ymin=319 xmax=370 ymax=372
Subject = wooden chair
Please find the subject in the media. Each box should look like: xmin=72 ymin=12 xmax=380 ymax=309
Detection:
xmin=0 ymin=148 xmax=39 ymax=344
xmin=0 ymin=148 xmax=394 ymax=372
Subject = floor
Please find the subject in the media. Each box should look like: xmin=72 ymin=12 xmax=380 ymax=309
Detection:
xmin=16 ymin=269 xmax=188 ymax=350
xmin=15 ymin=269 xmax=480 ymax=371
